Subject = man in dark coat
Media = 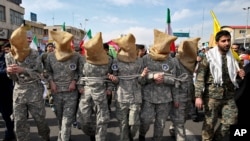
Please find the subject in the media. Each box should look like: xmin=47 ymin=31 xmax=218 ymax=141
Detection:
xmin=235 ymin=60 xmax=250 ymax=125
xmin=0 ymin=42 xmax=15 ymax=141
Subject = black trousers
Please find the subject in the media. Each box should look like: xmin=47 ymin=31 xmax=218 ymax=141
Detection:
xmin=0 ymin=88 xmax=14 ymax=134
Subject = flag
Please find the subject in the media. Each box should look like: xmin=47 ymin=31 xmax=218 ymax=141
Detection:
xmin=210 ymin=10 xmax=221 ymax=36
xmin=86 ymin=29 xmax=92 ymax=39
xmin=107 ymin=40 xmax=119 ymax=58
xmin=79 ymin=29 xmax=92 ymax=55
xmin=79 ymin=39 xmax=85 ymax=55
xmin=61 ymin=22 xmax=66 ymax=31
xmin=165 ymin=8 xmax=176 ymax=52
xmin=231 ymin=49 xmax=241 ymax=62
xmin=71 ymin=40 xmax=74 ymax=51
xmin=30 ymin=35 xmax=38 ymax=50
xmin=209 ymin=11 xmax=221 ymax=47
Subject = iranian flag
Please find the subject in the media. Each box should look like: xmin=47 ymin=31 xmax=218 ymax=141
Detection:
xmin=165 ymin=8 xmax=176 ymax=53
xmin=79 ymin=29 xmax=92 ymax=55
xmin=30 ymin=35 xmax=38 ymax=50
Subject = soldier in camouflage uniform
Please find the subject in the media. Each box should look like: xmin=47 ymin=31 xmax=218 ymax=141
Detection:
xmin=40 ymin=43 xmax=55 ymax=109
xmin=108 ymin=34 xmax=148 ymax=141
xmin=5 ymin=25 xmax=50 ymax=141
xmin=77 ymin=32 xmax=111 ymax=141
xmin=46 ymin=30 xmax=84 ymax=141
xmin=195 ymin=30 xmax=245 ymax=141
xmin=169 ymin=37 xmax=200 ymax=141
xmin=138 ymin=29 xmax=179 ymax=141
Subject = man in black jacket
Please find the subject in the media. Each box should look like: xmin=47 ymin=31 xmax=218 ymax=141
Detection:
xmin=0 ymin=42 xmax=15 ymax=141
xmin=235 ymin=57 xmax=250 ymax=125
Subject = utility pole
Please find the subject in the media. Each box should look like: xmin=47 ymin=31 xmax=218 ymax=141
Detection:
xmin=243 ymin=7 xmax=250 ymax=49
xmin=84 ymin=18 xmax=89 ymax=31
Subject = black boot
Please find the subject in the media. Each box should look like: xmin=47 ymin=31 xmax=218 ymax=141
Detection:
xmin=3 ymin=130 xmax=16 ymax=141
xmin=90 ymin=135 xmax=96 ymax=141
xmin=139 ymin=135 xmax=145 ymax=141
xmin=129 ymin=132 xmax=134 ymax=141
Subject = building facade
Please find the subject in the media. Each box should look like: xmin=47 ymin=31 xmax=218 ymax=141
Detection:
xmin=230 ymin=26 xmax=250 ymax=48
xmin=0 ymin=0 xmax=24 ymax=46
xmin=44 ymin=25 xmax=85 ymax=48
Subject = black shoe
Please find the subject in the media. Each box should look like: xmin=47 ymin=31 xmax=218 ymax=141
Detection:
xmin=3 ymin=134 xmax=16 ymax=141
xmin=129 ymin=132 xmax=133 ymax=141
xmin=169 ymin=128 xmax=175 ymax=137
xmin=139 ymin=135 xmax=145 ymax=141
xmin=108 ymin=106 xmax=111 ymax=112
xmin=3 ymin=130 xmax=15 ymax=141
xmin=90 ymin=135 xmax=95 ymax=141
xmin=72 ymin=122 xmax=77 ymax=128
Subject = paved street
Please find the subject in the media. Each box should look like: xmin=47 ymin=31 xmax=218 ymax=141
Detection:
xmin=0 ymin=104 xmax=202 ymax=141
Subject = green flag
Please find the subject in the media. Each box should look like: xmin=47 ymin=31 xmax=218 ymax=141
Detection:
xmin=86 ymin=29 xmax=92 ymax=39
xmin=30 ymin=35 xmax=38 ymax=50
xmin=61 ymin=22 xmax=66 ymax=31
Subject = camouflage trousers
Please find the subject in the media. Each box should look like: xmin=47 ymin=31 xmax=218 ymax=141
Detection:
xmin=115 ymin=102 xmax=141 ymax=141
xmin=52 ymin=91 xmax=78 ymax=141
xmin=202 ymin=98 xmax=238 ymax=141
xmin=77 ymin=94 xmax=110 ymax=141
xmin=14 ymin=100 xmax=50 ymax=141
xmin=139 ymin=100 xmax=172 ymax=141
xmin=170 ymin=101 xmax=189 ymax=141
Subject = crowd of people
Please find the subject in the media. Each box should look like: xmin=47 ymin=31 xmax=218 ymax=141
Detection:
xmin=0 ymin=24 xmax=249 ymax=141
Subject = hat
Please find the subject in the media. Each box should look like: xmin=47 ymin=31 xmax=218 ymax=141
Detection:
xmin=136 ymin=44 xmax=145 ymax=49
xmin=10 ymin=24 xmax=31 ymax=62
xmin=50 ymin=30 xmax=74 ymax=61
xmin=149 ymin=29 xmax=177 ymax=61
xmin=176 ymin=37 xmax=200 ymax=72
xmin=112 ymin=33 xmax=137 ymax=62
xmin=2 ymin=42 xmax=10 ymax=48
xmin=83 ymin=32 xmax=109 ymax=65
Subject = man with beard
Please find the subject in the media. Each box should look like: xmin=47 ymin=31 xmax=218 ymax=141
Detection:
xmin=195 ymin=30 xmax=245 ymax=141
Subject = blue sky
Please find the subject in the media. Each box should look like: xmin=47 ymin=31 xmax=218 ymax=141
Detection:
xmin=21 ymin=0 xmax=250 ymax=47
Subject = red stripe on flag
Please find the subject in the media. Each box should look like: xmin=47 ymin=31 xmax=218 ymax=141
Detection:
xmin=79 ymin=40 xmax=85 ymax=55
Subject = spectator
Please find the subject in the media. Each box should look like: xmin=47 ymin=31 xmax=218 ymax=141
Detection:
xmin=136 ymin=44 xmax=147 ymax=58
xmin=0 ymin=43 xmax=15 ymax=141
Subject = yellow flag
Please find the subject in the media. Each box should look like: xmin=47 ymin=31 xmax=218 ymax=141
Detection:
xmin=210 ymin=10 xmax=221 ymax=36
xmin=209 ymin=10 xmax=221 ymax=47
xmin=231 ymin=49 xmax=241 ymax=62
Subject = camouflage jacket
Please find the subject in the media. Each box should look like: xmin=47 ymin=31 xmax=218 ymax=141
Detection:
xmin=140 ymin=55 xmax=179 ymax=104
xmin=195 ymin=55 xmax=236 ymax=99
xmin=46 ymin=52 xmax=84 ymax=92
xmin=111 ymin=58 xmax=144 ymax=104
xmin=174 ymin=58 xmax=195 ymax=102
xmin=5 ymin=49 xmax=44 ymax=103
xmin=77 ymin=58 xmax=113 ymax=102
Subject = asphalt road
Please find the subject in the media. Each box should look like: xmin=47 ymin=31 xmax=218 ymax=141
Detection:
xmin=0 ymin=103 xmax=203 ymax=141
